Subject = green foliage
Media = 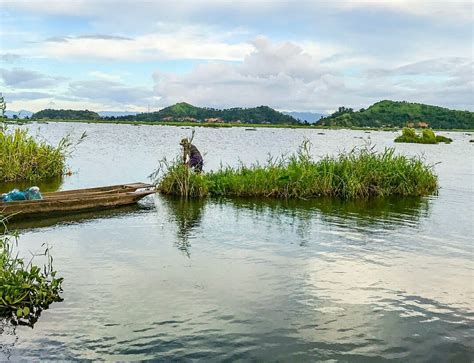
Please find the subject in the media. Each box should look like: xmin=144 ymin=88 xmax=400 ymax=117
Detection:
xmin=0 ymin=127 xmax=86 ymax=182
xmin=105 ymin=102 xmax=298 ymax=124
xmin=395 ymin=127 xmax=452 ymax=144
xmin=320 ymin=100 xmax=474 ymax=129
xmin=155 ymin=141 xmax=438 ymax=199
xmin=32 ymin=109 xmax=100 ymax=120
xmin=151 ymin=157 xmax=210 ymax=198
xmin=0 ymin=222 xmax=63 ymax=325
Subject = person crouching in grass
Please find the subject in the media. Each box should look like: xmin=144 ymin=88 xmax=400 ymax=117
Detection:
xmin=180 ymin=138 xmax=203 ymax=172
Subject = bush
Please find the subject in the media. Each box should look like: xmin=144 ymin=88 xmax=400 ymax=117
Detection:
xmin=0 ymin=222 xmax=63 ymax=325
xmin=0 ymin=127 xmax=86 ymax=182
xmin=395 ymin=127 xmax=452 ymax=144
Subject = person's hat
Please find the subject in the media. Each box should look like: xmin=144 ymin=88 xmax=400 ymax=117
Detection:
xmin=180 ymin=138 xmax=189 ymax=146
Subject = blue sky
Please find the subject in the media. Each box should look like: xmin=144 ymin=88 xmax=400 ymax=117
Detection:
xmin=0 ymin=0 xmax=472 ymax=113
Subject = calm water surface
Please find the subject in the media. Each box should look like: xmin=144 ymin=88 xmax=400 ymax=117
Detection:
xmin=1 ymin=123 xmax=473 ymax=361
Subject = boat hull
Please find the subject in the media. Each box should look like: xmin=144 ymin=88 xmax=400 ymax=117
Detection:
xmin=1 ymin=183 xmax=155 ymax=220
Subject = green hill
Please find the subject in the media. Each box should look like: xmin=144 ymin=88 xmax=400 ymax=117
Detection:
xmin=111 ymin=102 xmax=298 ymax=124
xmin=32 ymin=109 xmax=100 ymax=120
xmin=319 ymin=100 xmax=474 ymax=129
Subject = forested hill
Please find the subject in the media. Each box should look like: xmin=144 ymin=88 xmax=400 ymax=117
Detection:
xmin=32 ymin=109 xmax=100 ymax=120
xmin=108 ymin=102 xmax=298 ymax=124
xmin=319 ymin=101 xmax=474 ymax=129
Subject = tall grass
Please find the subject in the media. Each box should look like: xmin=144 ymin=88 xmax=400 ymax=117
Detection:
xmin=0 ymin=127 xmax=86 ymax=182
xmin=395 ymin=127 xmax=452 ymax=144
xmin=155 ymin=141 xmax=438 ymax=199
xmin=0 ymin=220 xmax=63 ymax=325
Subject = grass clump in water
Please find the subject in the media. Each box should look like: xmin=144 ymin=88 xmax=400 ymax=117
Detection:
xmin=155 ymin=141 xmax=438 ymax=199
xmin=0 ymin=221 xmax=63 ymax=326
xmin=0 ymin=126 xmax=86 ymax=182
xmin=395 ymin=127 xmax=452 ymax=144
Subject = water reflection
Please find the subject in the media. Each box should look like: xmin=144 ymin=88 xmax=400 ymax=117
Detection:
xmin=158 ymin=195 xmax=432 ymax=255
xmin=2 ymin=204 xmax=149 ymax=232
xmin=0 ymin=177 xmax=63 ymax=194
xmin=226 ymin=196 xmax=431 ymax=229
xmin=159 ymin=196 xmax=205 ymax=257
xmin=0 ymin=320 xmax=18 ymax=360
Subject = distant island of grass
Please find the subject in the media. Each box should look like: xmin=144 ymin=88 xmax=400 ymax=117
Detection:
xmin=395 ymin=128 xmax=452 ymax=144
xmin=13 ymin=100 xmax=474 ymax=130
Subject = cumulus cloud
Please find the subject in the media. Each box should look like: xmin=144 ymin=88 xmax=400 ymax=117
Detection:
xmin=0 ymin=67 xmax=65 ymax=89
xmin=153 ymin=38 xmax=348 ymax=111
xmin=153 ymin=39 xmax=474 ymax=112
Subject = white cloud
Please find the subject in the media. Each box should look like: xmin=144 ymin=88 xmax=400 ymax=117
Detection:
xmin=153 ymin=39 xmax=474 ymax=112
xmin=38 ymin=26 xmax=254 ymax=61
xmin=153 ymin=38 xmax=348 ymax=111
xmin=88 ymin=71 xmax=123 ymax=82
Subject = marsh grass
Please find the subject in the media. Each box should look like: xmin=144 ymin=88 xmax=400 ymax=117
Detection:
xmin=0 ymin=220 xmax=63 ymax=326
xmin=155 ymin=140 xmax=438 ymax=199
xmin=395 ymin=127 xmax=452 ymax=144
xmin=0 ymin=126 xmax=86 ymax=182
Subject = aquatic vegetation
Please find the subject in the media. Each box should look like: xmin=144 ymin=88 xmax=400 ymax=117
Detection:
xmin=395 ymin=127 xmax=452 ymax=144
xmin=0 ymin=221 xmax=63 ymax=325
xmin=0 ymin=127 xmax=86 ymax=182
xmin=155 ymin=141 xmax=438 ymax=199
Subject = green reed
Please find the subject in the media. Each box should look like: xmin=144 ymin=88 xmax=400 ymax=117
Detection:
xmin=0 ymin=220 xmax=63 ymax=325
xmin=156 ymin=140 xmax=438 ymax=199
xmin=395 ymin=127 xmax=452 ymax=144
xmin=0 ymin=126 xmax=86 ymax=182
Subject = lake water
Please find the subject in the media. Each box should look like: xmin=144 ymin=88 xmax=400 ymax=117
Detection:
xmin=1 ymin=123 xmax=473 ymax=361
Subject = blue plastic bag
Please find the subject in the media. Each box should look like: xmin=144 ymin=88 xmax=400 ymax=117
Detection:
xmin=1 ymin=186 xmax=42 ymax=202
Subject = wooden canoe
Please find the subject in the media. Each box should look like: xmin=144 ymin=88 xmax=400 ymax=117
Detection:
xmin=42 ymin=182 xmax=153 ymax=199
xmin=1 ymin=183 xmax=155 ymax=220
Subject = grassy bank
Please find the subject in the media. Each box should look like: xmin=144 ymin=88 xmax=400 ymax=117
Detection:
xmin=395 ymin=128 xmax=453 ymax=144
xmin=0 ymin=126 xmax=84 ymax=182
xmin=156 ymin=141 xmax=438 ymax=199
xmin=0 ymin=222 xmax=63 ymax=325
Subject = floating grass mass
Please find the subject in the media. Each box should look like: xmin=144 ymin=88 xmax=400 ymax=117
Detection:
xmin=155 ymin=140 xmax=438 ymax=199
xmin=395 ymin=127 xmax=452 ymax=144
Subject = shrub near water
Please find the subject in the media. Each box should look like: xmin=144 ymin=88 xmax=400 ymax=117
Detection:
xmin=0 ymin=223 xmax=63 ymax=325
xmin=0 ymin=127 xmax=82 ymax=182
xmin=157 ymin=141 xmax=438 ymax=199
xmin=395 ymin=127 xmax=452 ymax=144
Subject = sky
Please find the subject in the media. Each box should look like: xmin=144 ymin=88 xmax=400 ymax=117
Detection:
xmin=0 ymin=0 xmax=472 ymax=113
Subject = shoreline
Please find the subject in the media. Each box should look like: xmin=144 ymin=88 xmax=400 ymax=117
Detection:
xmin=3 ymin=119 xmax=473 ymax=132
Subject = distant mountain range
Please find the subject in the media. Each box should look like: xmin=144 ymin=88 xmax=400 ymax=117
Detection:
xmin=5 ymin=110 xmax=34 ymax=119
xmin=10 ymin=100 xmax=473 ymax=129
xmin=101 ymin=102 xmax=298 ymax=124
xmin=319 ymin=100 xmax=474 ymax=129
